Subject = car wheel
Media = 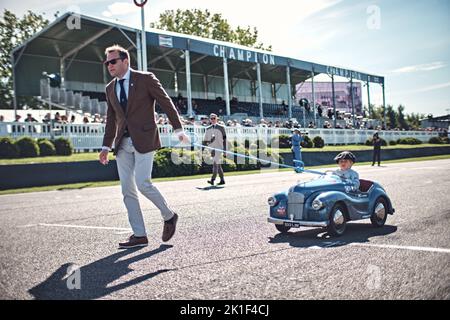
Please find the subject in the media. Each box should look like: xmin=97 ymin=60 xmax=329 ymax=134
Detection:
xmin=327 ymin=203 xmax=347 ymax=237
xmin=275 ymin=224 xmax=291 ymax=234
xmin=370 ymin=197 xmax=388 ymax=227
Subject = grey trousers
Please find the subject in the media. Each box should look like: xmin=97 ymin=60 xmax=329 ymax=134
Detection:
xmin=211 ymin=150 xmax=224 ymax=181
xmin=116 ymin=137 xmax=175 ymax=237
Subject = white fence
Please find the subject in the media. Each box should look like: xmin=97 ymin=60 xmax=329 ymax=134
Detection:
xmin=0 ymin=122 xmax=438 ymax=151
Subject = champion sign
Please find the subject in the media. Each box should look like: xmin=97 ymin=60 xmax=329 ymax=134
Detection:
xmin=213 ymin=44 xmax=275 ymax=65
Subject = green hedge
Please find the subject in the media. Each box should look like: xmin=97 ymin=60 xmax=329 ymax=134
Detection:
xmin=397 ymin=137 xmax=422 ymax=145
xmin=53 ymin=137 xmax=73 ymax=155
xmin=15 ymin=137 xmax=39 ymax=158
xmin=429 ymin=136 xmax=449 ymax=144
xmin=271 ymin=134 xmax=290 ymax=148
xmin=38 ymin=139 xmax=56 ymax=156
xmin=312 ymin=136 xmax=325 ymax=148
xmin=0 ymin=137 xmax=19 ymax=159
xmin=301 ymin=135 xmax=313 ymax=148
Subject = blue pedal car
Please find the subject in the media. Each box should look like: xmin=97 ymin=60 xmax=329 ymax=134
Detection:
xmin=267 ymin=172 xmax=395 ymax=236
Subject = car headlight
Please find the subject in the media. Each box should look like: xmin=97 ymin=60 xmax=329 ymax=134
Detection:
xmin=268 ymin=196 xmax=277 ymax=206
xmin=312 ymin=199 xmax=324 ymax=210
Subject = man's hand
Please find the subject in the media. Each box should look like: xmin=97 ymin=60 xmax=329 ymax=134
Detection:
xmin=178 ymin=132 xmax=191 ymax=145
xmin=99 ymin=149 xmax=109 ymax=165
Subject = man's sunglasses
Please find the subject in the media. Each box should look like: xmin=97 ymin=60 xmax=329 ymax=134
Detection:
xmin=210 ymin=118 xmax=217 ymax=120
xmin=104 ymin=58 xmax=124 ymax=66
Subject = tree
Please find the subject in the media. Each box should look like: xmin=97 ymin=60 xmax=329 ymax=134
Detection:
xmin=0 ymin=10 xmax=49 ymax=108
xmin=150 ymin=9 xmax=272 ymax=51
xmin=397 ymin=104 xmax=409 ymax=130
xmin=386 ymin=104 xmax=397 ymax=129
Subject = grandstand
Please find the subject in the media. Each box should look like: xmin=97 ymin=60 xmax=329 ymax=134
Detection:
xmin=9 ymin=12 xmax=386 ymax=129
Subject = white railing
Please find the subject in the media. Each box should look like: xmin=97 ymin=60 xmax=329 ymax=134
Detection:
xmin=0 ymin=122 xmax=439 ymax=151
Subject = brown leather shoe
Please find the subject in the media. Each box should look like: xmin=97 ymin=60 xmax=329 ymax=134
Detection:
xmin=162 ymin=213 xmax=178 ymax=242
xmin=119 ymin=235 xmax=148 ymax=249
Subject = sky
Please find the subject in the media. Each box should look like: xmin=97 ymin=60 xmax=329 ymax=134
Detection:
xmin=2 ymin=0 xmax=450 ymax=116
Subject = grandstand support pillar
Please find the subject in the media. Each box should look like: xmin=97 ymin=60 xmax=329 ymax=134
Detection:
xmin=332 ymin=75 xmax=337 ymax=128
xmin=256 ymin=63 xmax=263 ymax=118
xmin=350 ymin=78 xmax=355 ymax=127
xmin=11 ymin=54 xmax=17 ymax=118
xmin=60 ymin=58 xmax=65 ymax=89
xmin=136 ymin=31 xmax=142 ymax=71
xmin=311 ymin=69 xmax=316 ymax=126
xmin=223 ymin=57 xmax=231 ymax=116
xmin=286 ymin=65 xmax=292 ymax=119
xmin=203 ymin=75 xmax=208 ymax=100
xmin=185 ymin=50 xmax=193 ymax=116
xmin=382 ymin=82 xmax=386 ymax=128
xmin=367 ymin=81 xmax=371 ymax=117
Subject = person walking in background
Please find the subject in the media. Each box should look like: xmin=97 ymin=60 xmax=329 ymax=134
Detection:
xmin=372 ymin=132 xmax=382 ymax=166
xmin=291 ymin=128 xmax=303 ymax=167
xmin=99 ymin=44 xmax=190 ymax=249
xmin=203 ymin=113 xmax=227 ymax=186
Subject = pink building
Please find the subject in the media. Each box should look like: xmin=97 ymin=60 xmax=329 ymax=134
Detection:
xmin=296 ymin=82 xmax=362 ymax=115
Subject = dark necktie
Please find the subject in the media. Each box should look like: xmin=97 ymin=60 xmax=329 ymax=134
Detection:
xmin=118 ymin=79 xmax=130 ymax=136
xmin=118 ymin=79 xmax=127 ymax=113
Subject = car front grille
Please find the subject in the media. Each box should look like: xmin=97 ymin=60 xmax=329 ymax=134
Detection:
xmin=287 ymin=192 xmax=304 ymax=220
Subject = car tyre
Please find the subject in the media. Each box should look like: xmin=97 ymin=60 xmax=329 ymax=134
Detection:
xmin=370 ymin=197 xmax=388 ymax=227
xmin=327 ymin=203 xmax=347 ymax=237
xmin=275 ymin=224 xmax=291 ymax=234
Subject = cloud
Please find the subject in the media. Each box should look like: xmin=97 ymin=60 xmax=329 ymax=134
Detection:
xmin=391 ymin=62 xmax=446 ymax=73
xmin=416 ymin=81 xmax=450 ymax=93
xmin=102 ymin=2 xmax=139 ymax=17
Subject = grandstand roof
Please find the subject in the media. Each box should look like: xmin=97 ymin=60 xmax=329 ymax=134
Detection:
xmin=12 ymin=12 xmax=384 ymax=88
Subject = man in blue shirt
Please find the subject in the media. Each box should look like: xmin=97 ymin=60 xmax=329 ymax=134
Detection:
xmin=291 ymin=128 xmax=303 ymax=166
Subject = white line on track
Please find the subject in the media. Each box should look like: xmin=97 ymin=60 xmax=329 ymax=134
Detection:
xmin=349 ymin=242 xmax=450 ymax=254
xmin=18 ymin=223 xmax=132 ymax=234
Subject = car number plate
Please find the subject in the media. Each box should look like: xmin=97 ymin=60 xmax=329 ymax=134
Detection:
xmin=284 ymin=222 xmax=301 ymax=228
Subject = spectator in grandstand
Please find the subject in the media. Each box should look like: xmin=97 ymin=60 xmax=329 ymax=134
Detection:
xmin=308 ymin=121 xmax=315 ymax=129
xmin=200 ymin=116 xmax=209 ymax=127
xmin=281 ymin=100 xmax=288 ymax=115
xmin=318 ymin=105 xmax=323 ymax=117
xmin=24 ymin=113 xmax=38 ymax=133
xmin=42 ymin=113 xmax=51 ymax=123
xmin=12 ymin=114 xmax=24 ymax=133
xmin=25 ymin=113 xmax=38 ymax=123
xmin=291 ymin=128 xmax=303 ymax=166
xmin=83 ymin=116 xmax=90 ymax=124
xmin=203 ymin=113 xmax=227 ymax=186
xmin=70 ymin=115 xmax=76 ymax=123
xmin=92 ymin=114 xmax=101 ymax=123
xmin=0 ymin=115 xmax=4 ymax=122
xmin=192 ymin=99 xmax=198 ymax=113
xmin=372 ymin=132 xmax=382 ymax=166
xmin=61 ymin=115 xmax=69 ymax=124
xmin=327 ymin=108 xmax=333 ymax=119
xmin=54 ymin=112 xmax=62 ymax=124
xmin=188 ymin=116 xmax=196 ymax=125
